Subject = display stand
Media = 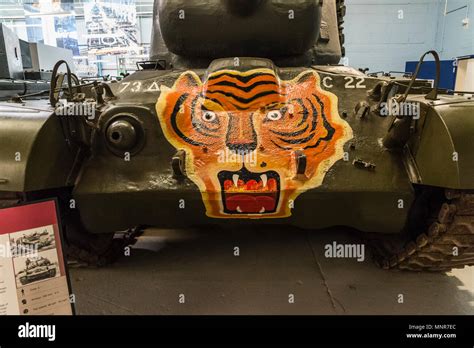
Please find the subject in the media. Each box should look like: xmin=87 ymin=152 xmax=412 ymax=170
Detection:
xmin=0 ymin=200 xmax=74 ymax=315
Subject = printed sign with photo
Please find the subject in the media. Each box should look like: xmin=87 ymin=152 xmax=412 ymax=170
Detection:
xmin=0 ymin=200 xmax=74 ymax=315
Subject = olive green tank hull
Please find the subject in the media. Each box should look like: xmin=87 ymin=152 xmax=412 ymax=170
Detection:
xmin=1 ymin=66 xmax=473 ymax=237
xmin=1 ymin=0 xmax=474 ymax=271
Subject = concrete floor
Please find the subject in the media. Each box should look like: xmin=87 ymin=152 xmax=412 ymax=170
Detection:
xmin=70 ymin=227 xmax=474 ymax=315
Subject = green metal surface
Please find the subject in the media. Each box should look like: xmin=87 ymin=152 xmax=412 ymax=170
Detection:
xmin=405 ymin=95 xmax=474 ymax=189
xmin=0 ymin=102 xmax=75 ymax=192
xmin=72 ymin=67 xmax=414 ymax=234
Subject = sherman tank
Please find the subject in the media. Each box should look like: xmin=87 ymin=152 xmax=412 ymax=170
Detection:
xmin=1 ymin=0 xmax=473 ymax=271
xmin=18 ymin=257 xmax=57 ymax=285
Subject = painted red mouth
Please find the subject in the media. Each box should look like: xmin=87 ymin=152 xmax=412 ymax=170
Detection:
xmin=218 ymin=168 xmax=280 ymax=214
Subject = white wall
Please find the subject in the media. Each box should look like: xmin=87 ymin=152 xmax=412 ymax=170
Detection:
xmin=435 ymin=0 xmax=474 ymax=60
xmin=344 ymin=0 xmax=441 ymax=72
xmin=139 ymin=16 xmax=152 ymax=45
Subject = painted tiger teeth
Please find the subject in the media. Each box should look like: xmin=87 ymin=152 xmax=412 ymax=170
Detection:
xmin=232 ymin=174 xmax=239 ymax=187
xmin=260 ymin=174 xmax=268 ymax=187
xmin=236 ymin=206 xmax=242 ymax=213
xmin=259 ymin=207 xmax=265 ymax=213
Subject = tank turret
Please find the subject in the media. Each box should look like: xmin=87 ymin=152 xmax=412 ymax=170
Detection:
xmin=151 ymin=0 xmax=345 ymax=68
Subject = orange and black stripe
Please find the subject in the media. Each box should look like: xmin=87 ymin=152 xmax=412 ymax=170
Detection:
xmin=169 ymin=71 xmax=335 ymax=151
xmin=269 ymin=93 xmax=335 ymax=151
xmin=202 ymin=71 xmax=284 ymax=111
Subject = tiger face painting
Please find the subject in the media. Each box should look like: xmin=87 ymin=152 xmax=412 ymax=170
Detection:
xmin=156 ymin=68 xmax=353 ymax=218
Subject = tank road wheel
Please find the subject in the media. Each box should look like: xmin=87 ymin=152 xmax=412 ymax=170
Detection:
xmin=368 ymin=188 xmax=474 ymax=271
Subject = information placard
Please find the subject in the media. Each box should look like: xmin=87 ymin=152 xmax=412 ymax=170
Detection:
xmin=0 ymin=200 xmax=74 ymax=315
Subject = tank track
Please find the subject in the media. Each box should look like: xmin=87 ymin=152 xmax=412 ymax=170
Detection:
xmin=374 ymin=190 xmax=474 ymax=271
xmin=336 ymin=0 xmax=346 ymax=57
xmin=66 ymin=229 xmax=141 ymax=267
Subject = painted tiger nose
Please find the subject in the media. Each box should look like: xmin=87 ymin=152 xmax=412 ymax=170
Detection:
xmin=226 ymin=142 xmax=257 ymax=154
xmin=226 ymin=114 xmax=257 ymax=153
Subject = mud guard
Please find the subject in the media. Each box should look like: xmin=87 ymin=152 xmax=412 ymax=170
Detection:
xmin=405 ymin=100 xmax=474 ymax=189
xmin=0 ymin=103 xmax=75 ymax=192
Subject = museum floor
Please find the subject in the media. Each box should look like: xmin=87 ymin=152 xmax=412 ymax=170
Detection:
xmin=70 ymin=227 xmax=474 ymax=315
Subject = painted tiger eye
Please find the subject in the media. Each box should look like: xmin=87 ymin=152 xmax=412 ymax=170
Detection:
xmin=259 ymin=145 xmax=265 ymax=152
xmin=203 ymin=146 xmax=208 ymax=153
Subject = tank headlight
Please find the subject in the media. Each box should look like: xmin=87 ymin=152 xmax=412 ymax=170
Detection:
xmin=106 ymin=120 xmax=137 ymax=150
xmin=104 ymin=114 xmax=145 ymax=156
